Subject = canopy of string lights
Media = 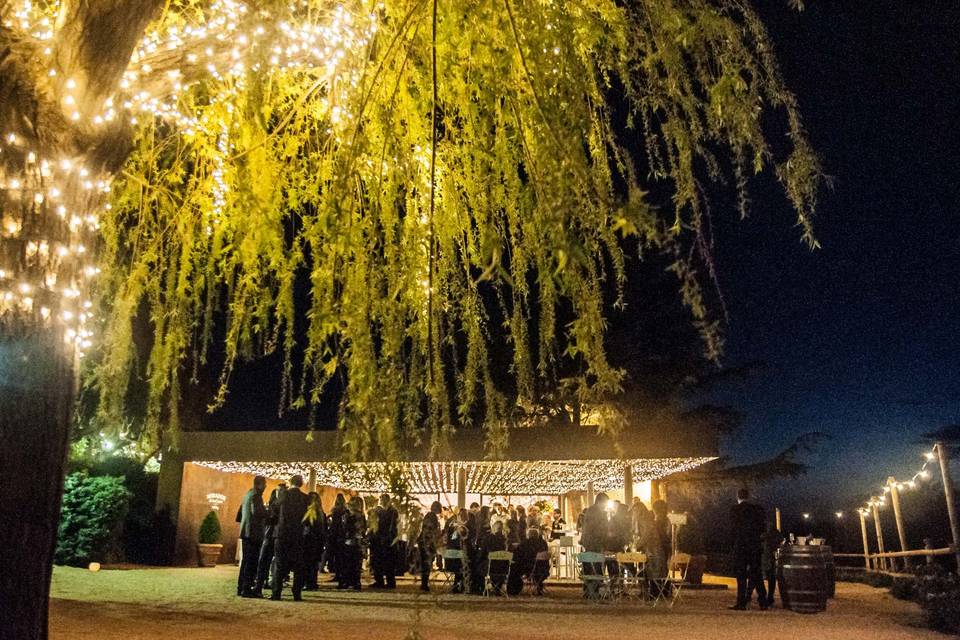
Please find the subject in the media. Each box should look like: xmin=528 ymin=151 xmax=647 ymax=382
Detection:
xmin=193 ymin=457 xmax=716 ymax=495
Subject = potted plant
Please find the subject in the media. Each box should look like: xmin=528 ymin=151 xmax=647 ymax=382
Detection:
xmin=196 ymin=510 xmax=223 ymax=567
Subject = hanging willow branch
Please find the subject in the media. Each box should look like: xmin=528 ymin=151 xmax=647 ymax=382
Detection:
xmin=81 ymin=0 xmax=823 ymax=461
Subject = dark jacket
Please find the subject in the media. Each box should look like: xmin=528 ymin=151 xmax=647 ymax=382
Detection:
xmin=372 ymin=506 xmax=399 ymax=546
xmin=343 ymin=510 xmax=366 ymax=546
xmin=731 ymin=501 xmax=767 ymax=553
xmin=274 ymin=487 xmax=311 ymax=545
xmin=239 ymin=488 xmax=268 ymax=540
xmin=303 ymin=509 xmax=327 ymax=559
xmin=580 ymin=504 xmax=608 ymax=552
xmin=419 ymin=512 xmax=441 ymax=556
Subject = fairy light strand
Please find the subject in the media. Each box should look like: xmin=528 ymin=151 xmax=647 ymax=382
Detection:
xmin=193 ymin=457 xmax=716 ymax=495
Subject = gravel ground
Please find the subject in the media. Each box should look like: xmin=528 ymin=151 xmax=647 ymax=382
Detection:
xmin=50 ymin=566 xmax=944 ymax=640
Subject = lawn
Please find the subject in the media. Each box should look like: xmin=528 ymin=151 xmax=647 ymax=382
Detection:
xmin=49 ymin=566 xmax=943 ymax=640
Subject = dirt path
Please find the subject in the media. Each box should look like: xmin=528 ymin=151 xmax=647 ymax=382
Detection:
xmin=49 ymin=566 xmax=944 ymax=640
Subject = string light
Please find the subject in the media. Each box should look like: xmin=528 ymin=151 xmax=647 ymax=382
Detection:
xmin=0 ymin=0 xmax=378 ymax=357
xmin=848 ymin=448 xmax=939 ymax=516
xmin=194 ymin=457 xmax=716 ymax=495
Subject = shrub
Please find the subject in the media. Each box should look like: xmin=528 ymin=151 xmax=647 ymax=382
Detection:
xmin=198 ymin=510 xmax=222 ymax=544
xmin=915 ymin=564 xmax=960 ymax=634
xmin=890 ymin=575 xmax=917 ymax=601
xmin=56 ymin=472 xmax=131 ymax=566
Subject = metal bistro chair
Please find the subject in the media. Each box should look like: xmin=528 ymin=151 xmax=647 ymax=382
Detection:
xmin=484 ymin=550 xmax=513 ymax=596
xmin=524 ymin=550 xmax=551 ymax=595
xmin=615 ymin=551 xmax=648 ymax=601
xmin=577 ymin=552 xmax=611 ymax=602
xmin=652 ymin=552 xmax=690 ymax=608
xmin=440 ymin=548 xmax=465 ymax=592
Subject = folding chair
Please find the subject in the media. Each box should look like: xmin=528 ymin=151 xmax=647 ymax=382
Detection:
xmin=615 ymin=552 xmax=648 ymax=601
xmin=524 ymin=550 xmax=551 ymax=595
xmin=651 ymin=552 xmax=689 ymax=607
xmin=484 ymin=551 xmax=513 ymax=596
xmin=439 ymin=549 xmax=465 ymax=592
xmin=577 ymin=552 xmax=611 ymax=602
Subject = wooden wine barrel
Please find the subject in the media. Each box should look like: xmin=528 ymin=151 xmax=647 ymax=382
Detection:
xmin=819 ymin=545 xmax=836 ymax=598
xmin=778 ymin=545 xmax=828 ymax=613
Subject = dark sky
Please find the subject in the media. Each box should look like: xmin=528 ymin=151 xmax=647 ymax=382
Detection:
xmin=709 ymin=2 xmax=960 ymax=510
xmin=196 ymin=2 xmax=960 ymax=513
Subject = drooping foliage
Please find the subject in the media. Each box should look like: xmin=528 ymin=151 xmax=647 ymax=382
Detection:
xmin=89 ymin=0 xmax=822 ymax=460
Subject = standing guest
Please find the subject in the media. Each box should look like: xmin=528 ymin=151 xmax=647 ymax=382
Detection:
xmin=324 ymin=493 xmax=347 ymax=582
xmin=579 ymin=493 xmax=609 ymax=553
xmin=302 ymin=491 xmax=327 ymax=591
xmin=729 ymin=488 xmax=768 ymax=610
xmin=643 ymin=500 xmax=672 ymax=598
xmin=506 ymin=508 xmax=521 ymax=548
xmin=631 ymin=499 xmax=653 ymax=550
xmin=237 ymin=475 xmax=267 ymax=597
xmin=526 ymin=506 xmax=541 ymax=532
xmin=516 ymin=505 xmax=528 ymax=541
xmin=369 ymin=494 xmax=399 ymax=589
xmin=508 ymin=528 xmax=550 ymax=596
xmin=762 ymin=521 xmax=784 ymax=607
xmin=465 ymin=506 xmax=483 ymax=594
xmin=550 ymin=508 xmax=566 ymax=540
xmin=271 ymin=475 xmax=310 ymax=601
xmin=579 ymin=493 xmax=609 ymax=598
xmin=490 ymin=503 xmax=508 ymax=530
xmin=444 ymin=509 xmax=470 ymax=593
xmin=255 ymin=482 xmax=285 ymax=595
xmin=418 ymin=501 xmax=442 ymax=592
xmin=339 ymin=496 xmax=366 ymax=591
xmin=610 ymin=502 xmax=632 ymax=552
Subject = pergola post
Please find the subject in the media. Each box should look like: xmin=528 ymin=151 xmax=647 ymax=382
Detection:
xmin=872 ymin=502 xmax=888 ymax=571
xmin=586 ymin=481 xmax=595 ymax=506
xmin=859 ymin=510 xmax=872 ymax=570
xmin=308 ymin=468 xmax=317 ymax=493
xmin=887 ymin=477 xmax=910 ymax=571
xmin=623 ymin=464 xmax=633 ymax=505
xmin=934 ymin=442 xmax=960 ymax=570
xmin=457 ymin=467 xmax=467 ymax=512
xmin=775 ymin=507 xmax=782 ymax=532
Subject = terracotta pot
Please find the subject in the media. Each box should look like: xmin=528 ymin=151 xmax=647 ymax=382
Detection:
xmin=197 ymin=543 xmax=223 ymax=567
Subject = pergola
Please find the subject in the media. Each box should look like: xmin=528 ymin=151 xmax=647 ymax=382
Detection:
xmin=157 ymin=426 xmax=716 ymax=564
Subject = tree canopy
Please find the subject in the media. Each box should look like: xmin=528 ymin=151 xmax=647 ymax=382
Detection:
xmin=0 ymin=0 xmax=821 ymax=461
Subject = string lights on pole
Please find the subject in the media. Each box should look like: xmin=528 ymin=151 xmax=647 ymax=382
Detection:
xmin=193 ymin=456 xmax=716 ymax=496
xmin=854 ymin=447 xmax=939 ymax=518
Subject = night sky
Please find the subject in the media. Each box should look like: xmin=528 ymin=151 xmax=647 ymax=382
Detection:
xmin=709 ymin=2 xmax=960 ymax=510
xmin=194 ymin=3 xmax=960 ymax=513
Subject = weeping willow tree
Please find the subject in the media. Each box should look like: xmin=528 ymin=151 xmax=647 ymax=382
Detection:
xmin=0 ymin=0 xmax=819 ymax=634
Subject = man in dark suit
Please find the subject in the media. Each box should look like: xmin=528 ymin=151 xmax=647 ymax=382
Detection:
xmin=369 ymin=494 xmax=399 ymax=589
xmin=237 ymin=475 xmax=267 ymax=597
xmin=730 ymin=487 xmax=768 ymax=610
xmin=271 ymin=475 xmax=311 ymax=601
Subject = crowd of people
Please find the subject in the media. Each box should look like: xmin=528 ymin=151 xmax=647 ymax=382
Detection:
xmin=234 ymin=475 xmax=569 ymax=600
xmin=235 ymin=475 xmax=781 ymax=610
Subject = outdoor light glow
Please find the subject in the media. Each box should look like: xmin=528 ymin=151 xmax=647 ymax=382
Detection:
xmin=802 ymin=513 xmax=810 ymax=519
xmin=193 ymin=457 xmax=715 ymax=496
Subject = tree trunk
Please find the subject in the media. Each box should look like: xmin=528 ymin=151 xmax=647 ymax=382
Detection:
xmin=0 ymin=331 xmax=74 ymax=640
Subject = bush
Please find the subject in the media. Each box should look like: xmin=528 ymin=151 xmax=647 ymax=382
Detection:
xmin=198 ymin=510 xmax=222 ymax=544
xmin=890 ymin=575 xmax=917 ymax=601
xmin=56 ymin=472 xmax=131 ymax=566
xmin=915 ymin=564 xmax=960 ymax=634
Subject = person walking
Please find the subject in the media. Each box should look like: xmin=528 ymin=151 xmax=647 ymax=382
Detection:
xmin=271 ymin=475 xmax=310 ymax=601
xmin=369 ymin=494 xmax=399 ymax=589
xmin=237 ymin=475 xmax=267 ymax=597
xmin=730 ymin=487 xmax=768 ymax=610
